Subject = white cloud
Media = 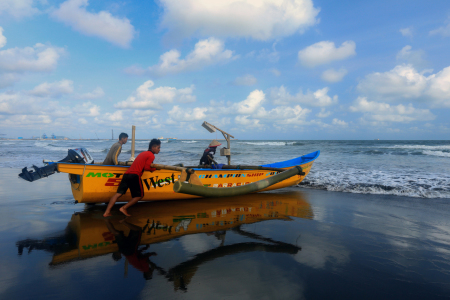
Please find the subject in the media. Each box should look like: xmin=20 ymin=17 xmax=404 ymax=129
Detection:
xmin=426 ymin=66 xmax=450 ymax=104
xmin=78 ymin=118 xmax=88 ymax=124
xmin=0 ymin=91 xmax=106 ymax=128
xmin=159 ymin=0 xmax=319 ymax=41
xmin=123 ymin=65 xmax=146 ymax=76
xmin=0 ymin=73 xmax=19 ymax=88
xmin=400 ymin=27 xmax=413 ymax=37
xmin=298 ymin=41 xmax=356 ymax=67
xmin=0 ymin=0 xmax=39 ymax=18
xmin=332 ymin=118 xmax=348 ymax=127
xmin=270 ymin=69 xmax=281 ymax=77
xmin=168 ymin=105 xmax=207 ymax=121
xmin=29 ymin=79 xmax=74 ymax=97
xmin=232 ymin=74 xmax=257 ymax=86
xmin=115 ymin=80 xmax=196 ymax=110
xmin=235 ymin=115 xmax=262 ymax=127
xmin=133 ymin=110 xmax=156 ymax=117
xmin=77 ymin=102 xmax=100 ymax=117
xmin=213 ymin=89 xmax=312 ymax=128
xmin=357 ymin=64 xmax=425 ymax=99
xmin=0 ymin=27 xmax=6 ymax=49
xmin=430 ymin=18 xmax=450 ymax=37
xmin=321 ymin=68 xmax=347 ymax=83
xmin=233 ymin=90 xmax=265 ymax=114
xmin=396 ymin=45 xmax=426 ymax=68
xmin=254 ymin=105 xmax=311 ymax=125
xmin=0 ymin=114 xmax=52 ymax=126
xmin=148 ymin=38 xmax=236 ymax=76
xmin=0 ymin=30 xmax=64 ymax=88
xmin=103 ymin=110 xmax=123 ymax=122
xmin=78 ymin=87 xmax=105 ymax=99
xmin=0 ymin=43 xmax=64 ymax=73
xmin=357 ymin=64 xmax=450 ymax=107
xmin=257 ymin=43 xmax=279 ymax=62
xmin=316 ymin=108 xmax=332 ymax=118
xmin=350 ymin=97 xmax=435 ymax=123
xmin=269 ymin=86 xmax=338 ymax=107
xmin=51 ymin=0 xmax=135 ymax=48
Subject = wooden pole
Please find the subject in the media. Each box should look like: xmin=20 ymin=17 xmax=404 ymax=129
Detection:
xmin=131 ymin=125 xmax=136 ymax=159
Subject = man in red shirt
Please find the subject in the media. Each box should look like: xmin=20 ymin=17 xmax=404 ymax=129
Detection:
xmin=103 ymin=139 xmax=161 ymax=217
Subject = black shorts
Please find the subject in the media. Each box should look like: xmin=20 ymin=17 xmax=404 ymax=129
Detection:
xmin=117 ymin=174 xmax=144 ymax=198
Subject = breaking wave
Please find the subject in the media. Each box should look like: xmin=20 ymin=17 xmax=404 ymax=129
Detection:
xmin=299 ymin=169 xmax=450 ymax=199
xmin=238 ymin=141 xmax=304 ymax=146
xmin=421 ymin=150 xmax=450 ymax=157
xmin=182 ymin=141 xmax=198 ymax=144
xmin=86 ymin=148 xmax=108 ymax=153
xmin=387 ymin=145 xmax=450 ymax=151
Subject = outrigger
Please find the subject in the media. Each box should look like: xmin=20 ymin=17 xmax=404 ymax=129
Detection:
xmin=18 ymin=122 xmax=320 ymax=203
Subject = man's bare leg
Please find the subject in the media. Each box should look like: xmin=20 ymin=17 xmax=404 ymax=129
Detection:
xmin=119 ymin=196 xmax=142 ymax=216
xmin=103 ymin=193 xmax=123 ymax=217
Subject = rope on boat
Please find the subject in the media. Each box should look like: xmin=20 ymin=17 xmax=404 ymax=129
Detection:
xmin=173 ymin=166 xmax=304 ymax=198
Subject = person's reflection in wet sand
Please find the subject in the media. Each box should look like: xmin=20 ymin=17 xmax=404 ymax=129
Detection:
xmin=206 ymin=230 xmax=226 ymax=246
xmin=104 ymin=219 xmax=157 ymax=280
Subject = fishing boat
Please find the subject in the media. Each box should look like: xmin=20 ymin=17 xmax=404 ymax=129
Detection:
xmin=18 ymin=122 xmax=320 ymax=203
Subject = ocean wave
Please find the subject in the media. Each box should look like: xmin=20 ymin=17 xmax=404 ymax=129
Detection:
xmin=0 ymin=142 xmax=15 ymax=145
xmin=364 ymin=150 xmax=385 ymax=155
xmin=388 ymin=145 xmax=450 ymax=151
xmin=299 ymin=181 xmax=450 ymax=198
xmin=86 ymin=148 xmax=108 ymax=153
xmin=299 ymin=169 xmax=450 ymax=199
xmin=422 ymin=150 xmax=450 ymax=157
xmin=238 ymin=142 xmax=287 ymax=146
xmin=182 ymin=141 xmax=198 ymax=144
xmin=34 ymin=142 xmax=49 ymax=147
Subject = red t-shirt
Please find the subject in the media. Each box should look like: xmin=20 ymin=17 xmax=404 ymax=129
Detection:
xmin=125 ymin=151 xmax=156 ymax=177
xmin=125 ymin=253 xmax=150 ymax=272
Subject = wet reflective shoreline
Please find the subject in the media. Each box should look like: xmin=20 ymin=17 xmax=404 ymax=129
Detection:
xmin=1 ymin=170 xmax=450 ymax=299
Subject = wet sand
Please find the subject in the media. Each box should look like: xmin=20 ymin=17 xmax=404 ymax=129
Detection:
xmin=0 ymin=168 xmax=450 ymax=299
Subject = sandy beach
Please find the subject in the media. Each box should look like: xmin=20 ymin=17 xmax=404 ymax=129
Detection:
xmin=0 ymin=167 xmax=449 ymax=299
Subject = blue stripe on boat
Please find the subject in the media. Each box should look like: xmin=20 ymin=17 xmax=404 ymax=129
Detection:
xmin=261 ymin=150 xmax=320 ymax=169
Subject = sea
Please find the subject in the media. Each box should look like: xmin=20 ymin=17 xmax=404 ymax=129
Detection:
xmin=1 ymin=139 xmax=449 ymax=199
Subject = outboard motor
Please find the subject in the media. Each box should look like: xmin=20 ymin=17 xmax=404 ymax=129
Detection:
xmin=19 ymin=148 xmax=94 ymax=182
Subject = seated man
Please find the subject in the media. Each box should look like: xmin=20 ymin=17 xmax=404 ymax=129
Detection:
xmin=199 ymin=140 xmax=221 ymax=165
xmin=103 ymin=132 xmax=128 ymax=165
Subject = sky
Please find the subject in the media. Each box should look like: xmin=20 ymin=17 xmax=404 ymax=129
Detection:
xmin=1 ymin=0 xmax=450 ymax=140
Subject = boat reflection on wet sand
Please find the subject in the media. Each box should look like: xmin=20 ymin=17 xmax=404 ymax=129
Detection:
xmin=17 ymin=191 xmax=312 ymax=290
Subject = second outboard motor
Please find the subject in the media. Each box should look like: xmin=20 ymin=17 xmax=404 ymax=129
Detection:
xmin=19 ymin=148 xmax=94 ymax=182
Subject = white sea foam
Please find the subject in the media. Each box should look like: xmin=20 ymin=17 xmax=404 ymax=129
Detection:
xmin=182 ymin=141 xmax=198 ymax=144
xmin=388 ymin=145 xmax=450 ymax=151
xmin=34 ymin=142 xmax=49 ymax=147
xmin=238 ymin=142 xmax=287 ymax=146
xmin=86 ymin=148 xmax=108 ymax=153
xmin=422 ymin=150 xmax=450 ymax=157
xmin=301 ymin=168 xmax=450 ymax=199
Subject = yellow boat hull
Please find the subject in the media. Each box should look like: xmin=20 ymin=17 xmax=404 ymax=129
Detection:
xmin=57 ymin=151 xmax=319 ymax=203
